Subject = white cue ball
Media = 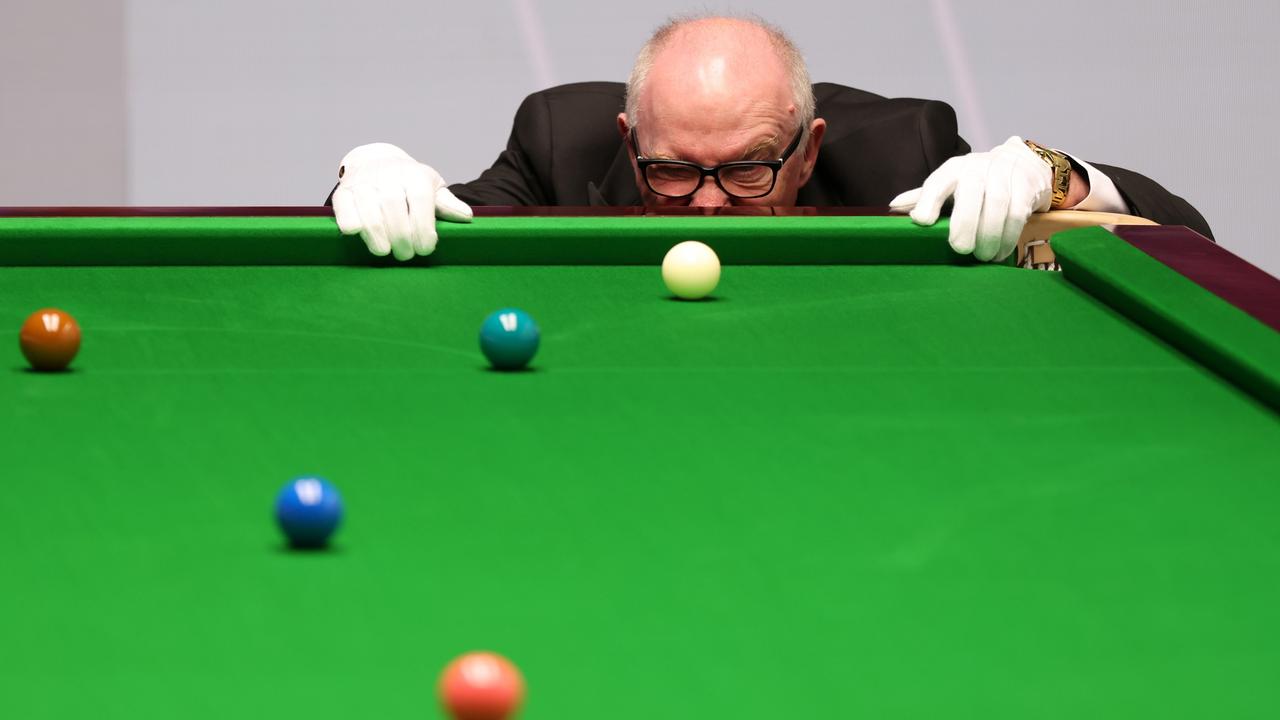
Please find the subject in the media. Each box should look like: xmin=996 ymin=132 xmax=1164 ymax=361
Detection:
xmin=662 ymin=241 xmax=721 ymax=300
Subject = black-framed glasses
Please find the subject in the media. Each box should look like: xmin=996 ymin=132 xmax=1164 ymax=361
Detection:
xmin=631 ymin=127 xmax=805 ymax=199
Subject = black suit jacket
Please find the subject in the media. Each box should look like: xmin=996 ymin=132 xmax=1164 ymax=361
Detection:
xmin=448 ymin=81 xmax=1212 ymax=238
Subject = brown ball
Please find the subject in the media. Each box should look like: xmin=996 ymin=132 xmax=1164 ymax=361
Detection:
xmin=19 ymin=308 xmax=81 ymax=371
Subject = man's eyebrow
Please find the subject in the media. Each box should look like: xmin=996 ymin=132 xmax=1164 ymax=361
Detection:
xmin=739 ymin=133 xmax=783 ymax=160
xmin=644 ymin=133 xmax=782 ymax=162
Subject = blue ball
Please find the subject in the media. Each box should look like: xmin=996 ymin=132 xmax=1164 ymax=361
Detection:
xmin=275 ymin=477 xmax=343 ymax=548
xmin=479 ymin=308 xmax=540 ymax=370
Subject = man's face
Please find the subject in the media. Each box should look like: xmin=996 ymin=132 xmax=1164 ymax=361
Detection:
xmin=617 ymin=24 xmax=825 ymax=207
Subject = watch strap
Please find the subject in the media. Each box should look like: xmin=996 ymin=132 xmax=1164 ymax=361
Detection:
xmin=1025 ymin=140 xmax=1073 ymax=210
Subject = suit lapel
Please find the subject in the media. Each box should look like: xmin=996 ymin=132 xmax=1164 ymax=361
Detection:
xmin=589 ymin=142 xmax=641 ymax=206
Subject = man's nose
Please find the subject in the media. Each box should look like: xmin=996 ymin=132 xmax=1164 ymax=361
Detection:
xmin=689 ymin=181 xmax=732 ymax=207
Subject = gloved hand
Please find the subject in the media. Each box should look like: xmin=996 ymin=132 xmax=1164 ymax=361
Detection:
xmin=330 ymin=143 xmax=473 ymax=261
xmin=890 ymin=136 xmax=1054 ymax=262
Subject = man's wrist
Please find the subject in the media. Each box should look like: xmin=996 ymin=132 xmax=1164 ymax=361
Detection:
xmin=1059 ymin=155 xmax=1130 ymax=214
xmin=1064 ymin=165 xmax=1090 ymax=209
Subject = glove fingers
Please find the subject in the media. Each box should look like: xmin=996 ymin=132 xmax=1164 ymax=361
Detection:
xmin=378 ymin=174 xmax=415 ymax=262
xmin=908 ymin=157 xmax=962 ymax=226
xmin=351 ymin=185 xmax=391 ymax=256
xmin=404 ymin=174 xmax=438 ymax=256
xmin=998 ymin=210 xmax=1030 ymax=263
xmin=415 ymin=223 xmax=439 ymax=257
xmin=889 ymin=187 xmax=922 ymax=213
xmin=434 ymin=187 xmax=474 ymax=223
xmin=999 ymin=190 xmax=1038 ymax=263
xmin=974 ymin=156 xmax=1015 ymax=262
xmin=331 ymin=187 xmax=363 ymax=236
xmin=947 ymin=171 xmax=985 ymax=255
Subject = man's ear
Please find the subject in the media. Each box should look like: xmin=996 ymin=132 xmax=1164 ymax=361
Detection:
xmin=619 ymin=113 xmax=645 ymax=188
xmin=797 ymin=117 xmax=827 ymax=186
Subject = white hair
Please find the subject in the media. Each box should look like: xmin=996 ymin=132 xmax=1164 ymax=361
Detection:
xmin=624 ymin=14 xmax=815 ymax=142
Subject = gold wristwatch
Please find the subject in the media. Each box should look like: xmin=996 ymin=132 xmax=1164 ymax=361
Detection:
xmin=1024 ymin=140 xmax=1072 ymax=209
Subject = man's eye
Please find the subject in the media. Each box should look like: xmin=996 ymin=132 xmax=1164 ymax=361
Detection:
xmin=649 ymin=165 xmax=698 ymax=181
xmin=722 ymin=166 xmax=772 ymax=186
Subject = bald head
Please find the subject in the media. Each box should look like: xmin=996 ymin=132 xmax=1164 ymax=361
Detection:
xmin=625 ymin=16 xmax=814 ymax=135
xmin=620 ymin=16 xmax=824 ymax=208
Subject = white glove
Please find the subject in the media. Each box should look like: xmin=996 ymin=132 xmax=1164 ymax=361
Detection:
xmin=330 ymin=143 xmax=473 ymax=261
xmin=889 ymin=136 xmax=1053 ymax=262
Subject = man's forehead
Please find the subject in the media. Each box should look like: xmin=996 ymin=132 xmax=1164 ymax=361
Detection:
xmin=645 ymin=66 xmax=787 ymax=116
xmin=639 ymin=25 xmax=792 ymax=125
xmin=638 ymin=70 xmax=794 ymax=159
xmin=644 ymin=25 xmax=790 ymax=108
xmin=644 ymin=101 xmax=785 ymax=142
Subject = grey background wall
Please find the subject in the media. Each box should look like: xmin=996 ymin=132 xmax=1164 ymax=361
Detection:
xmin=3 ymin=0 xmax=1277 ymax=275
xmin=1 ymin=1 xmax=127 ymax=204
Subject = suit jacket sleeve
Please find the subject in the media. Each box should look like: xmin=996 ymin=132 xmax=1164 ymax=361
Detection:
xmin=447 ymin=93 xmax=554 ymax=206
xmin=911 ymin=104 xmax=1213 ymax=238
xmin=320 ymin=92 xmax=552 ymax=208
xmin=888 ymin=90 xmax=1213 ymax=238
xmin=1089 ymin=163 xmax=1213 ymax=239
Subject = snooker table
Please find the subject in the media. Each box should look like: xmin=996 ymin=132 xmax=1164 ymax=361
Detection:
xmin=1 ymin=207 xmax=1279 ymax=720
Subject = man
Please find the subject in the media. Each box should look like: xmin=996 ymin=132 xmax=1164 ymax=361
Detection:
xmin=330 ymin=15 xmax=1210 ymax=263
